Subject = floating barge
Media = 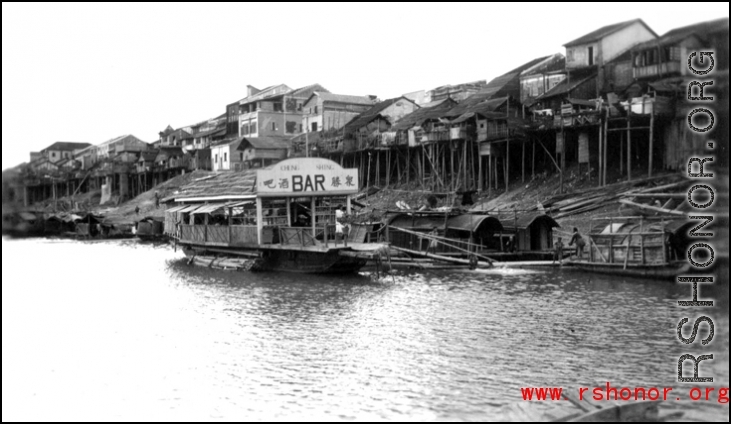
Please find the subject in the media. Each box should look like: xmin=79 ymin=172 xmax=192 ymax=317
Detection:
xmin=165 ymin=158 xmax=389 ymax=274
xmin=567 ymin=216 xmax=694 ymax=280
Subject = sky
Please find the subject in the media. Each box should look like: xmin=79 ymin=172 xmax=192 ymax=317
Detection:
xmin=2 ymin=2 xmax=729 ymax=170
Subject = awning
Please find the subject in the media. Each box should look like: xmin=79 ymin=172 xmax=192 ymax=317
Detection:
xmin=166 ymin=205 xmax=189 ymax=214
xmin=227 ymin=200 xmax=254 ymax=208
xmin=176 ymin=205 xmax=202 ymax=214
xmin=191 ymin=204 xmax=227 ymax=215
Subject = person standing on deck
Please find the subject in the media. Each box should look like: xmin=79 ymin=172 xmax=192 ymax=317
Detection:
xmin=335 ymin=206 xmax=345 ymax=243
xmin=568 ymin=227 xmax=585 ymax=259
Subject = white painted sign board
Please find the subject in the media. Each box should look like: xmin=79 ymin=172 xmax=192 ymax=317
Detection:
xmin=256 ymin=158 xmax=360 ymax=197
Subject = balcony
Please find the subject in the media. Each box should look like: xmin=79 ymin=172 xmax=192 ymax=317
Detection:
xmin=633 ymin=61 xmax=682 ymax=79
xmin=419 ymin=129 xmax=450 ymax=144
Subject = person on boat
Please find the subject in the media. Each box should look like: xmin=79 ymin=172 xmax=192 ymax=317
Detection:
xmin=335 ymin=206 xmax=345 ymax=242
xmin=553 ymin=237 xmax=564 ymax=264
xmin=568 ymin=227 xmax=585 ymax=259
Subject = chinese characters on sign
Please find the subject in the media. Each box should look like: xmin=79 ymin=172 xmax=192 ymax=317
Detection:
xmin=257 ymin=158 xmax=360 ymax=196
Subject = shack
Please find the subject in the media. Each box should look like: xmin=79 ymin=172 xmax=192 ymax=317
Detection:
xmin=385 ymin=212 xmax=502 ymax=256
xmin=497 ymin=213 xmax=560 ymax=260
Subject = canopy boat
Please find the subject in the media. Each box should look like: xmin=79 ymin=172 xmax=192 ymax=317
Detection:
xmin=567 ymin=216 xmax=695 ymax=280
xmin=135 ymin=216 xmax=165 ymax=241
xmin=165 ymin=158 xmax=388 ymax=274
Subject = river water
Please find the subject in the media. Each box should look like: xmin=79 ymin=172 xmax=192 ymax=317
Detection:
xmin=2 ymin=238 xmax=728 ymax=421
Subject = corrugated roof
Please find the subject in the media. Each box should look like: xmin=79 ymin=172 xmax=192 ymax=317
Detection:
xmin=237 ymin=136 xmax=291 ymax=150
xmin=174 ymin=170 xmax=258 ymax=201
xmin=564 ymin=19 xmax=658 ymax=47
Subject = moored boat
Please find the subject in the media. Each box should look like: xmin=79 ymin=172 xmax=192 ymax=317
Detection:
xmin=566 ymin=216 xmax=697 ymax=281
xmin=166 ymin=158 xmax=389 ymax=274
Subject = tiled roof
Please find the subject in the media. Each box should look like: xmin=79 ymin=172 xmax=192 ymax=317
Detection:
xmin=537 ymin=73 xmax=597 ymax=100
xmin=42 ymin=142 xmax=92 ymax=152
xmin=173 ymin=170 xmax=258 ymax=201
xmin=343 ymin=97 xmax=417 ymax=132
xmin=237 ymin=136 xmax=291 ymax=150
xmin=391 ymin=98 xmax=458 ymax=131
xmin=564 ymin=19 xmax=658 ymax=47
xmin=312 ymin=92 xmax=376 ymax=106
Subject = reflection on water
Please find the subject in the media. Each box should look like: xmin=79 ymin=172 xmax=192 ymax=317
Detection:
xmin=2 ymin=238 xmax=728 ymax=421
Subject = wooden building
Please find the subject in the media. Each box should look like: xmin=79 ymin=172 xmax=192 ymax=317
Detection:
xmin=302 ymin=92 xmax=376 ymax=134
xmin=341 ymin=96 xmax=420 ymax=152
xmin=563 ymin=18 xmax=658 ymax=96
xmin=519 ymin=53 xmax=567 ymax=107
xmin=236 ymin=136 xmax=290 ymax=170
xmin=210 ymin=138 xmax=244 ymax=172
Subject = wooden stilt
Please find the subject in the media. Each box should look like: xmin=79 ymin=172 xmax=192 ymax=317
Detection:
xmin=505 ymin=138 xmax=510 ymax=193
xmin=626 ymin=118 xmax=632 ymax=181
xmin=406 ymin=148 xmax=411 ymax=186
xmin=463 ymin=140 xmax=468 ymax=189
xmin=521 ymin=140 xmax=525 ymax=184
xmin=478 ymin=144 xmax=483 ymax=192
xmin=532 ymin=137 xmax=536 ymax=180
xmin=598 ymin=115 xmax=603 ymax=186
xmin=648 ymin=98 xmax=654 ymax=178
xmin=603 ymin=108 xmax=608 ymax=186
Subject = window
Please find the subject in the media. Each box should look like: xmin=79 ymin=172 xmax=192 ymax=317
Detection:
xmin=273 ymin=103 xmax=283 ymax=112
xmin=312 ymin=122 xmax=318 ymax=132
xmin=215 ymin=154 xmax=218 ymax=164
xmin=297 ymin=103 xmax=303 ymax=112
xmin=52 ymin=152 xmax=57 ymax=158
xmin=271 ymin=122 xmax=277 ymax=131
xmin=588 ymin=46 xmax=594 ymax=66
xmin=240 ymin=153 xmax=244 ymax=161
xmin=251 ymin=121 xmax=257 ymax=134
xmin=567 ymin=48 xmax=574 ymax=62
xmin=224 ymin=153 xmax=228 ymax=163
xmin=314 ymin=106 xmax=319 ymax=114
